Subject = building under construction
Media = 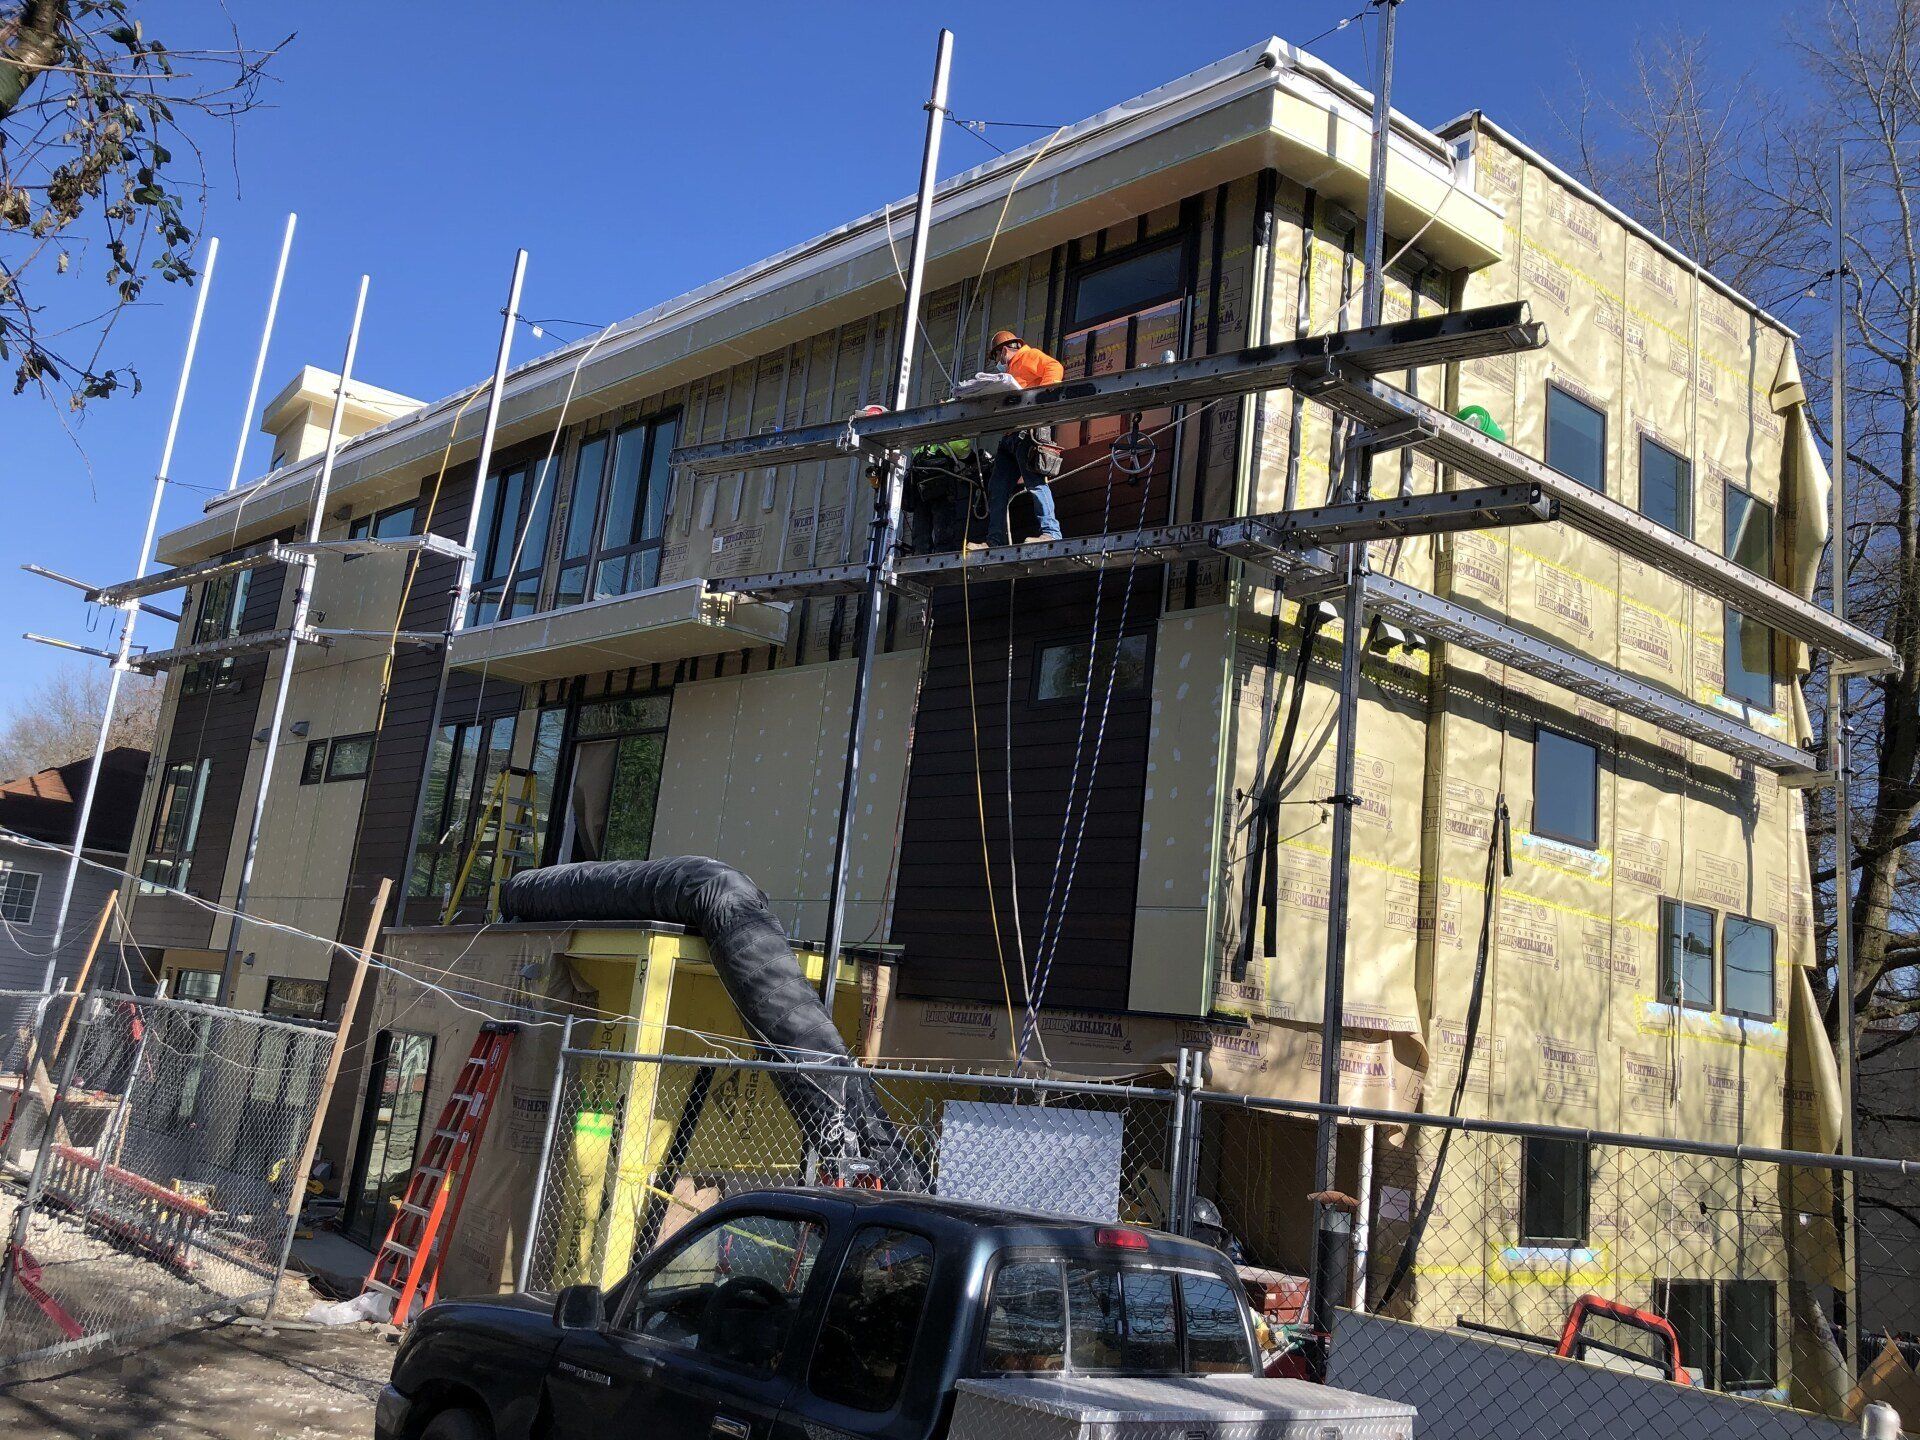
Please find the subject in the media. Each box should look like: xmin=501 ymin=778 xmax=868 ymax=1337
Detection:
xmin=78 ymin=35 xmax=1886 ymax=1403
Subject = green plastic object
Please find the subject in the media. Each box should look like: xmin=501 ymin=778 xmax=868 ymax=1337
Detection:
xmin=1456 ymin=405 xmax=1507 ymax=443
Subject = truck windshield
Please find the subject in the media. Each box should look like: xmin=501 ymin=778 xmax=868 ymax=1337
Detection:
xmin=980 ymin=1258 xmax=1253 ymax=1376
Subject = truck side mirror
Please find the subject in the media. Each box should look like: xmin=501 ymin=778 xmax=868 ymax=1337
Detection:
xmin=553 ymin=1283 xmax=607 ymax=1332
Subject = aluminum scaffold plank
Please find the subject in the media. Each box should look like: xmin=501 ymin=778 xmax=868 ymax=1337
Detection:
xmin=127 ymin=626 xmax=330 ymax=675
xmin=283 ymin=534 xmax=474 ymax=562
xmin=669 ymin=303 xmax=1545 ymax=475
xmin=88 ymin=541 xmax=311 ymax=607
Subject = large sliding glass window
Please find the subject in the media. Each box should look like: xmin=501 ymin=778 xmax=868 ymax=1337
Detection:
xmin=140 ymin=759 xmax=211 ymax=893
xmin=406 ymin=714 xmax=516 ymax=908
xmin=559 ymin=694 xmax=671 ymax=863
xmin=553 ymin=413 xmax=678 ymax=609
xmin=469 ymin=457 xmax=557 ymax=626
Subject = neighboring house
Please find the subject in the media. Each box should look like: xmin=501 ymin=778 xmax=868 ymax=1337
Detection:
xmin=0 ymin=746 xmax=148 ymax=992
xmin=105 ymin=36 xmax=1868 ymax=1394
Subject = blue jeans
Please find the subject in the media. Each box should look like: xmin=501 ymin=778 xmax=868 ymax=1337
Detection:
xmin=988 ymin=433 xmax=1061 ymax=544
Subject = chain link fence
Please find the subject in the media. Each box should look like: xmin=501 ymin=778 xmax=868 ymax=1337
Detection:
xmin=0 ymin=987 xmax=334 ymax=1373
xmin=526 ymin=1042 xmax=1919 ymax=1440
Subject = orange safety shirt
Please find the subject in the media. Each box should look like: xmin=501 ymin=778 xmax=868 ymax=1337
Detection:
xmin=1005 ymin=344 xmax=1064 ymax=389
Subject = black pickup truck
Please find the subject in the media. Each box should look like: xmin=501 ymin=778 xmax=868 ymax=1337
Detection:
xmin=376 ymin=1187 xmax=1410 ymax=1440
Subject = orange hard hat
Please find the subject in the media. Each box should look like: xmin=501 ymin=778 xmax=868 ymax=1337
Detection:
xmin=990 ymin=330 xmax=1022 ymax=350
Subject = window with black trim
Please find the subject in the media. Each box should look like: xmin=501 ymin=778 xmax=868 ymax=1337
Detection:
xmin=140 ymin=758 xmax=210 ymax=893
xmin=552 ymin=414 xmax=679 ymax=611
xmin=1639 ymin=435 xmax=1691 ymax=535
xmin=1032 ymin=632 xmax=1151 ymax=704
xmin=1547 ymin=385 xmax=1606 ymax=492
xmin=1533 ymin=727 xmax=1598 ymax=849
xmin=345 ymin=501 xmax=418 ymax=562
xmin=809 ymin=1228 xmax=934 ymax=1411
xmin=0 ymin=866 xmax=39 ymax=925
xmin=1722 ymin=915 xmax=1775 ymax=1020
xmin=1057 ymin=229 xmax=1192 ymax=452
xmin=326 ymin=733 xmax=374 ymax=781
xmin=469 ymin=456 xmax=557 ymax=625
xmin=263 ymin=976 xmax=328 ymax=1021
xmin=1659 ymin=899 xmax=1716 ymax=1010
xmin=1519 ymin=1136 xmax=1590 ymax=1247
xmin=182 ymin=569 xmax=252 ymax=696
xmin=407 ymin=715 xmax=516 ymax=907
xmin=1723 ymin=486 xmax=1776 ymax=711
xmin=1655 ymin=1279 xmax=1777 ymax=1392
xmin=300 ymin=740 xmax=327 ymax=785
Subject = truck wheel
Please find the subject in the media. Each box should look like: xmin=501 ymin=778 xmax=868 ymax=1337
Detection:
xmin=421 ymin=1408 xmax=488 ymax=1440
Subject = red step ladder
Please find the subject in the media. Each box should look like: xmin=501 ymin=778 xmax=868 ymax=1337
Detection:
xmin=363 ymin=1022 xmax=517 ymax=1325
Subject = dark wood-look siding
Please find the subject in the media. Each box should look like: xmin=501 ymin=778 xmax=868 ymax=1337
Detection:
xmin=130 ymin=551 xmax=289 ymax=949
xmin=891 ymin=432 xmax=1175 ymax=1011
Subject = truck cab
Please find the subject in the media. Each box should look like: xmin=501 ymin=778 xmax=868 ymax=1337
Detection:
xmin=377 ymin=1188 xmax=1265 ymax=1440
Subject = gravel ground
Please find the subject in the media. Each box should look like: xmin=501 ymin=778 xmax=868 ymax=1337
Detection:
xmin=0 ymin=1315 xmax=394 ymax=1439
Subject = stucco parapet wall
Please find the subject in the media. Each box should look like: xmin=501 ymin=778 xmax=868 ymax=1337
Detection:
xmin=445 ymin=580 xmax=792 ymax=683
xmin=156 ymin=37 xmax=1503 ymax=568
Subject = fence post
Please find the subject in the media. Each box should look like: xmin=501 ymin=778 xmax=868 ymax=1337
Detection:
xmin=518 ymin=1014 xmax=574 ymax=1294
xmin=1165 ymin=1047 xmax=1199 ymax=1235
xmin=262 ymin=877 xmax=389 ymax=1326
xmin=0 ymin=984 xmax=95 ymax=1334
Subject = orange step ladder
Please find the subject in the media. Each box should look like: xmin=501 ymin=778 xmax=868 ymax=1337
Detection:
xmin=363 ymin=1022 xmax=518 ymax=1325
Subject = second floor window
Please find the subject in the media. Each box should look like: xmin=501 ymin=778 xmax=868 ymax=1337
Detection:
xmin=1547 ymin=385 xmax=1606 ymax=492
xmin=1639 ymin=435 xmax=1691 ymax=535
xmin=469 ymin=458 xmax=556 ymax=626
xmin=1723 ymin=486 xmax=1777 ymax=712
xmin=1532 ymin=726 xmax=1599 ymax=850
xmin=140 ymin=758 xmax=210 ymax=893
xmin=182 ymin=569 xmax=252 ymax=696
xmin=554 ymin=414 xmax=679 ymax=610
xmin=1660 ymin=899 xmax=1715 ymax=1009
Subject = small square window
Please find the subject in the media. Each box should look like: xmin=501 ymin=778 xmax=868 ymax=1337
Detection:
xmin=169 ymin=969 xmax=221 ymax=1003
xmin=1722 ymin=916 xmax=1775 ymax=1021
xmin=0 ymin=867 xmax=40 ymax=926
xmin=300 ymin=739 xmax=328 ymax=785
xmin=1519 ymin=1136 xmax=1590 ymax=1246
xmin=1660 ymin=899 xmax=1716 ymax=1010
xmin=263 ymin=976 xmax=329 ymax=1021
xmin=1533 ymin=727 xmax=1599 ymax=849
xmin=1547 ymin=386 xmax=1607 ymax=492
xmin=1639 ymin=436 xmax=1691 ymax=535
xmin=1032 ymin=633 xmax=1151 ymax=704
xmin=325 ymin=734 xmax=375 ymax=781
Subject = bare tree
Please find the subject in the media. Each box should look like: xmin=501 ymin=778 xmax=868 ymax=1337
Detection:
xmin=0 ymin=660 xmax=158 ymax=776
xmin=0 ymin=1 xmax=284 ymax=410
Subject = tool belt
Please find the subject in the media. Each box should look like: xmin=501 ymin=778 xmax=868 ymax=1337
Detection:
xmin=1019 ymin=424 xmax=1064 ymax=480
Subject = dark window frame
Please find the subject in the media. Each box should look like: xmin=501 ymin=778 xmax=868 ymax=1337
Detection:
xmin=182 ymin=567 xmax=253 ymax=697
xmin=299 ymin=739 xmax=328 ymax=785
xmin=140 ymin=757 xmax=211 ymax=893
xmin=0 ymin=867 xmax=39 ymax=925
xmin=1659 ymin=898 xmax=1718 ymax=1012
xmin=1519 ymin=1135 xmax=1592 ymax=1248
xmin=1029 ymin=629 xmax=1154 ymax=707
xmin=1063 ymin=231 xmax=1192 ymax=334
xmin=1722 ymin=484 xmax=1778 ymax=712
xmin=552 ymin=411 xmax=682 ymax=612
xmin=1655 ymin=1278 xmax=1777 ymax=1392
xmin=469 ymin=454 xmax=558 ymax=626
xmin=1546 ymin=383 xmax=1608 ymax=493
xmin=1532 ymin=726 xmax=1600 ymax=851
xmin=262 ymin=975 xmax=329 ymax=1021
xmin=1637 ymin=433 xmax=1692 ymax=536
xmin=1721 ymin=914 xmax=1777 ymax=1022
xmin=325 ymin=732 xmax=375 ymax=782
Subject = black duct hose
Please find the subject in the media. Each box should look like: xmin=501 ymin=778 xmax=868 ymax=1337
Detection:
xmin=501 ymin=857 xmax=926 ymax=1190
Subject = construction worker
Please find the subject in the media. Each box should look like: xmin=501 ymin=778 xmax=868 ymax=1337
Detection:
xmin=980 ymin=329 xmax=1066 ymax=547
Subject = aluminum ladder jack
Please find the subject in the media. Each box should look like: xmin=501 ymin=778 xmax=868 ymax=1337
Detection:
xmin=362 ymin=1022 xmax=518 ymax=1324
xmin=441 ymin=765 xmax=541 ymax=925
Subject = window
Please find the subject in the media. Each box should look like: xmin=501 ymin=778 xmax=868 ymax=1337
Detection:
xmin=1722 ymin=915 xmax=1775 ymax=1021
xmin=1057 ymin=231 xmax=1191 ymax=453
xmin=1533 ymin=728 xmax=1598 ymax=849
xmin=1655 ymin=1279 xmax=1776 ymax=1392
xmin=1547 ymin=386 xmax=1607 ymax=492
xmin=1723 ymin=487 xmax=1777 ymax=711
xmin=0 ymin=867 xmax=39 ymax=925
xmin=469 ymin=456 xmax=557 ymax=625
xmin=561 ymin=694 xmax=670 ymax=864
xmin=552 ymin=415 xmax=679 ymax=609
xmin=809 ymin=1228 xmax=935 ymax=1411
xmin=1067 ymin=237 xmax=1187 ymax=331
xmin=624 ymin=1212 xmax=825 ymax=1373
xmin=168 ymin=968 xmax=221 ymax=1002
xmin=979 ymin=1259 xmax=1243 ymax=1376
xmin=300 ymin=740 xmax=328 ymax=785
xmin=140 ymin=758 xmax=210 ymax=893
xmin=407 ymin=715 xmax=516 ymax=907
xmin=325 ymin=733 xmax=375 ymax=782
xmin=347 ymin=501 xmax=418 ymax=542
xmin=1033 ymin=633 xmax=1152 ymax=704
xmin=1180 ymin=1272 xmax=1256 ymax=1374
xmin=1519 ymin=1136 xmax=1590 ymax=1247
xmin=1659 ymin=899 xmax=1716 ymax=1010
xmin=182 ymin=569 xmax=252 ymax=696
xmin=1639 ymin=436 xmax=1691 ymax=535
xmin=263 ymin=976 xmax=328 ymax=1021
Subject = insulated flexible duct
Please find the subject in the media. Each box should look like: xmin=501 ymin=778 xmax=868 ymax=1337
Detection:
xmin=500 ymin=856 xmax=925 ymax=1188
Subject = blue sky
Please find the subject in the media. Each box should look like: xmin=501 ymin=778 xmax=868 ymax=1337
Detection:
xmin=1 ymin=0 xmax=1811 ymax=709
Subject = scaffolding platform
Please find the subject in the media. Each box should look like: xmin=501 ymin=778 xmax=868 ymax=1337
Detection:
xmin=128 ymin=626 xmax=330 ymax=675
xmin=88 ymin=533 xmax=470 ymax=608
xmin=670 ymin=303 xmax=1544 ymax=475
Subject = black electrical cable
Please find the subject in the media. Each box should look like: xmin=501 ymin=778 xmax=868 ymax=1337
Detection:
xmin=1376 ymin=790 xmax=1511 ymax=1309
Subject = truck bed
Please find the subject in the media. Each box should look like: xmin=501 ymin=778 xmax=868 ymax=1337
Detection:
xmin=950 ymin=1374 xmax=1415 ymax=1440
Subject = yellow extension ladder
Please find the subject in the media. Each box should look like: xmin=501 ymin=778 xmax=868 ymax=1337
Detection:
xmin=441 ymin=765 xmax=541 ymax=924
